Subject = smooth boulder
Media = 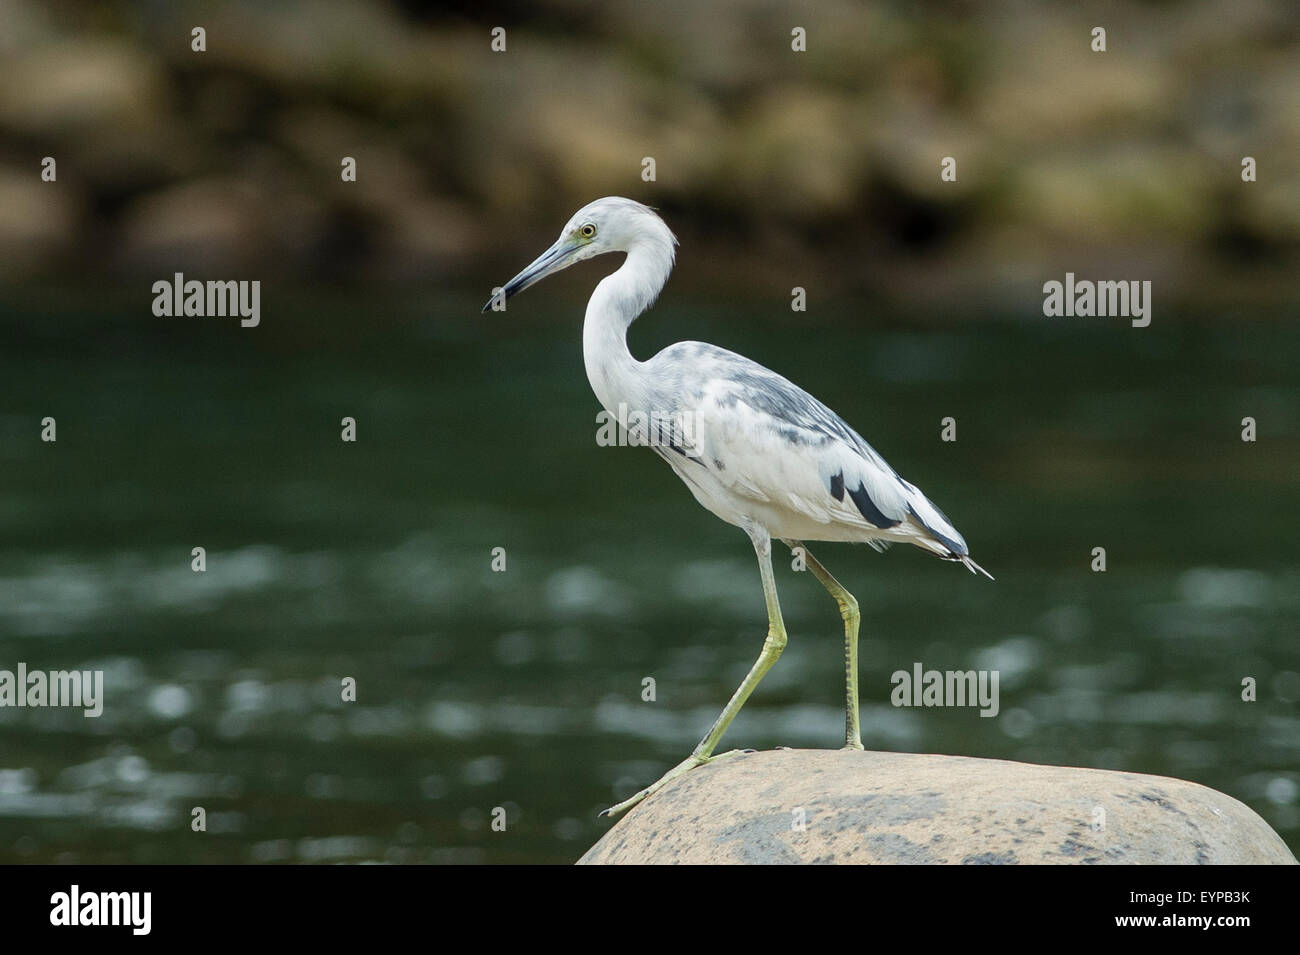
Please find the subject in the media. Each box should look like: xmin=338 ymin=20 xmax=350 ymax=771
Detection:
xmin=579 ymin=748 xmax=1297 ymax=865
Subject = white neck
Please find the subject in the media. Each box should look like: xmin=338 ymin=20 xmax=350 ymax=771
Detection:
xmin=582 ymin=241 xmax=674 ymax=415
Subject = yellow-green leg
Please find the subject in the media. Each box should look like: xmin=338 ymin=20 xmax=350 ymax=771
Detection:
xmin=786 ymin=539 xmax=864 ymax=751
xmin=601 ymin=527 xmax=788 ymax=819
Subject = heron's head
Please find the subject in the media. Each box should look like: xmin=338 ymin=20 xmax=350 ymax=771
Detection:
xmin=481 ymin=197 xmax=676 ymax=313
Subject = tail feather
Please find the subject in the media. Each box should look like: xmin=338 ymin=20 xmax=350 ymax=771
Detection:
xmin=956 ymin=554 xmax=995 ymax=580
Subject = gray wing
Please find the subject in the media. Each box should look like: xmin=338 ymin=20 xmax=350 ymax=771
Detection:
xmin=645 ymin=341 xmax=970 ymax=557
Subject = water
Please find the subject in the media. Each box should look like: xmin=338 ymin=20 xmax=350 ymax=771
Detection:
xmin=1 ymin=291 xmax=1297 ymax=863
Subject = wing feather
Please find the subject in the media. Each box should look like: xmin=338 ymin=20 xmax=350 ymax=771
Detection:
xmin=648 ymin=341 xmax=969 ymax=555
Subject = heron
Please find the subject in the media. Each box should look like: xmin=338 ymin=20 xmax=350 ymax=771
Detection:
xmin=482 ymin=197 xmax=992 ymax=818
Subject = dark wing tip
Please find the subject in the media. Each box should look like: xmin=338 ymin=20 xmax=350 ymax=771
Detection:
xmin=846 ymin=481 xmax=902 ymax=529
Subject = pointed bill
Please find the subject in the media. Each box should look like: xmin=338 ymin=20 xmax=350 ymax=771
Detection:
xmin=482 ymin=239 xmax=583 ymax=313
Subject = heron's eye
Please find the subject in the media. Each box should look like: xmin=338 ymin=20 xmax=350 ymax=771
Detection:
xmin=580 ymin=223 xmax=597 ymax=238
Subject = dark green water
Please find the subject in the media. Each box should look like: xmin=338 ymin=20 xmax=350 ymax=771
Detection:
xmin=1 ymin=290 xmax=1297 ymax=863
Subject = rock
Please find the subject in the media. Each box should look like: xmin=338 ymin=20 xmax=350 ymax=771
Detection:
xmin=0 ymin=38 xmax=168 ymax=136
xmin=0 ymin=167 xmax=82 ymax=277
xmin=115 ymin=179 xmax=270 ymax=273
xmin=578 ymin=749 xmax=1297 ymax=865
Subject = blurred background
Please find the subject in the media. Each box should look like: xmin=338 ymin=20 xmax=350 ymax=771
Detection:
xmin=0 ymin=0 xmax=1297 ymax=864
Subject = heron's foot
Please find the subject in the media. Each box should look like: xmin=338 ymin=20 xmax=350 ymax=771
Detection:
xmin=600 ymin=749 xmax=748 ymax=820
xmin=842 ymin=738 xmax=865 ymax=752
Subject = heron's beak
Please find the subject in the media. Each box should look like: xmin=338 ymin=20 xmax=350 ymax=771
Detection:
xmin=481 ymin=238 xmax=582 ymax=313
